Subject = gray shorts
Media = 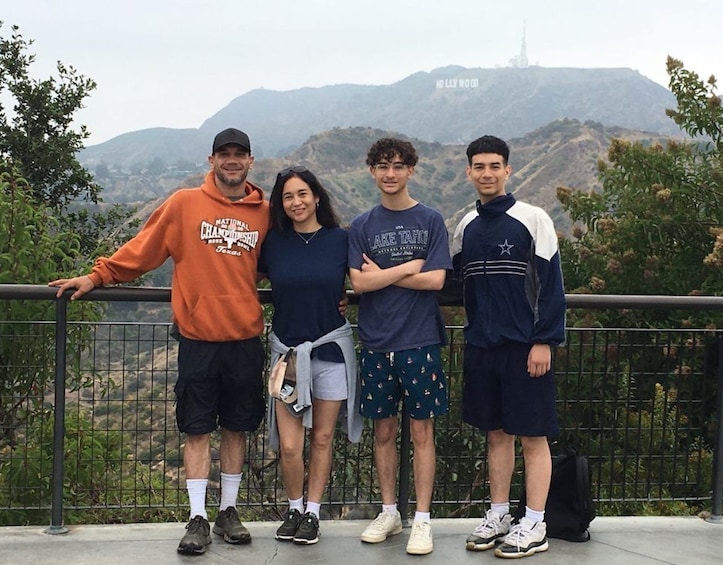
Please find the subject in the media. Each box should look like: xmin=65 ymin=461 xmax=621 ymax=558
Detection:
xmin=311 ymin=358 xmax=348 ymax=401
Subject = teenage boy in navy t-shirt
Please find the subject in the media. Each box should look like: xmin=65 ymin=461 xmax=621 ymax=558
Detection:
xmin=348 ymin=138 xmax=451 ymax=556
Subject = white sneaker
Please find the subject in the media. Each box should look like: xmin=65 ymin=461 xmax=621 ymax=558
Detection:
xmin=406 ymin=519 xmax=433 ymax=555
xmin=360 ymin=511 xmax=403 ymax=543
xmin=465 ymin=509 xmax=512 ymax=551
xmin=494 ymin=517 xmax=549 ymax=559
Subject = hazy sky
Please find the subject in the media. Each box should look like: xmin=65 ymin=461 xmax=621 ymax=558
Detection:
xmin=4 ymin=0 xmax=721 ymax=145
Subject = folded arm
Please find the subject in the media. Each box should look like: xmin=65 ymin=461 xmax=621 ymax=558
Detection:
xmin=349 ymin=254 xmax=424 ymax=293
xmin=393 ymin=269 xmax=446 ymax=291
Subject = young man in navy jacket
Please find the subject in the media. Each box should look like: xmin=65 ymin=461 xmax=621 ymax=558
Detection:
xmin=451 ymin=135 xmax=566 ymax=559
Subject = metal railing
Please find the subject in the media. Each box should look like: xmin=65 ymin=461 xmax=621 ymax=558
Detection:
xmin=0 ymin=284 xmax=722 ymax=531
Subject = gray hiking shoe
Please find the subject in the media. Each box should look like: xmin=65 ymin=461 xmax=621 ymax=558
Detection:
xmin=213 ymin=506 xmax=251 ymax=544
xmin=177 ymin=515 xmax=211 ymax=555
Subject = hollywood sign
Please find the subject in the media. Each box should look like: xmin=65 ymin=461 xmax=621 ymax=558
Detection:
xmin=436 ymin=78 xmax=480 ymax=88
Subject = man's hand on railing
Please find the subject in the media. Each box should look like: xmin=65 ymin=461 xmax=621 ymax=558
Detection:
xmin=48 ymin=276 xmax=96 ymax=301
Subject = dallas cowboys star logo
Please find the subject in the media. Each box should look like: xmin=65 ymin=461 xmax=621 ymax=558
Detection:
xmin=498 ymin=239 xmax=514 ymax=255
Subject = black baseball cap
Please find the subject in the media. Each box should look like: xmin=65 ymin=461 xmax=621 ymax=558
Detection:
xmin=212 ymin=128 xmax=251 ymax=154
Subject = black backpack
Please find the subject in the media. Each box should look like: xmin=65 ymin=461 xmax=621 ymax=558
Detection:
xmin=515 ymin=450 xmax=596 ymax=542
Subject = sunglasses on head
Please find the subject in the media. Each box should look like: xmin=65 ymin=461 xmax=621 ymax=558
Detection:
xmin=277 ymin=165 xmax=309 ymax=178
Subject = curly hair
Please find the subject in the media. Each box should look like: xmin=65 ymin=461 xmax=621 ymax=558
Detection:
xmin=365 ymin=138 xmax=418 ymax=167
xmin=269 ymin=167 xmax=341 ymax=232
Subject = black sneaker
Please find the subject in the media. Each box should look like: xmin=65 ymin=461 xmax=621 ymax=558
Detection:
xmin=275 ymin=508 xmax=303 ymax=541
xmin=177 ymin=515 xmax=211 ymax=555
xmin=212 ymin=506 xmax=251 ymax=544
xmin=293 ymin=512 xmax=320 ymax=545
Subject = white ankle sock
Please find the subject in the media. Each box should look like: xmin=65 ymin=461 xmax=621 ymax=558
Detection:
xmin=414 ymin=511 xmax=430 ymax=522
xmin=382 ymin=504 xmax=398 ymax=515
xmin=525 ymin=506 xmax=545 ymax=524
xmin=288 ymin=497 xmax=304 ymax=512
xmin=305 ymin=501 xmax=321 ymax=517
xmin=490 ymin=502 xmax=509 ymax=517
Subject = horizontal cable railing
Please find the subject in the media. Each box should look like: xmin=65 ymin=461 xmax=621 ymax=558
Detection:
xmin=0 ymin=284 xmax=721 ymax=530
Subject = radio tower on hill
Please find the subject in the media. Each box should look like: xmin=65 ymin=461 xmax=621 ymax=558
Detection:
xmin=509 ymin=21 xmax=529 ymax=68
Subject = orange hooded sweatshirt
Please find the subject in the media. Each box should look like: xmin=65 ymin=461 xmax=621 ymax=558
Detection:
xmin=88 ymin=171 xmax=270 ymax=342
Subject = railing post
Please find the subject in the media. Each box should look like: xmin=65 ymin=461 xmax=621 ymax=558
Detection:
xmin=708 ymin=336 xmax=723 ymax=524
xmin=45 ymin=296 xmax=69 ymax=535
xmin=398 ymin=404 xmax=411 ymax=527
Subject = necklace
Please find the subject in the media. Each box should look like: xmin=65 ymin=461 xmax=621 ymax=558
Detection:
xmin=296 ymin=228 xmax=321 ymax=244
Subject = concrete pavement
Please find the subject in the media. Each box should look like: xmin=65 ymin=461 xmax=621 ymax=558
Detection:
xmin=0 ymin=516 xmax=720 ymax=564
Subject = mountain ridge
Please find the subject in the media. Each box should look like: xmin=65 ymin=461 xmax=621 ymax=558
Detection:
xmin=79 ymin=65 xmax=678 ymax=169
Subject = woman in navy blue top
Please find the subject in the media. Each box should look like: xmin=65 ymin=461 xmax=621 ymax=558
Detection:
xmin=258 ymin=166 xmax=360 ymax=545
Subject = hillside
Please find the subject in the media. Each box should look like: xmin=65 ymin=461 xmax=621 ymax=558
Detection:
xmin=272 ymin=120 xmax=674 ymax=233
xmin=100 ymin=120 xmax=677 ymax=241
xmin=78 ymin=65 xmax=678 ymax=169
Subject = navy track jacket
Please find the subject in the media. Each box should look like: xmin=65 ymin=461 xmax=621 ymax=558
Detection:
xmin=450 ymin=194 xmax=566 ymax=349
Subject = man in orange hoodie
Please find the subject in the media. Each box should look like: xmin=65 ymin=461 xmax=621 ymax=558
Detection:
xmin=50 ymin=128 xmax=269 ymax=555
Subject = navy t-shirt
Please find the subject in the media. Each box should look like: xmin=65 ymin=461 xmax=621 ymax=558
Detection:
xmin=259 ymin=226 xmax=348 ymax=361
xmin=348 ymin=203 xmax=452 ymax=352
